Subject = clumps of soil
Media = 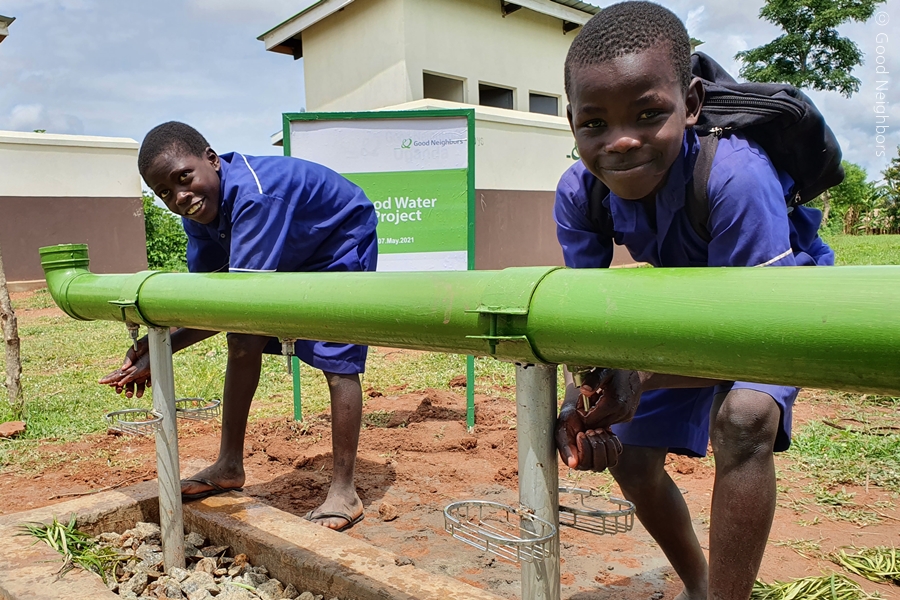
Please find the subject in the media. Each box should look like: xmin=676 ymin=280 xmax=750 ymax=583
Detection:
xmin=101 ymin=522 xmax=341 ymax=600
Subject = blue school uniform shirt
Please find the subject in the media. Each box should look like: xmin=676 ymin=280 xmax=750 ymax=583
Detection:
xmin=554 ymin=129 xmax=834 ymax=455
xmin=183 ymin=153 xmax=377 ymax=274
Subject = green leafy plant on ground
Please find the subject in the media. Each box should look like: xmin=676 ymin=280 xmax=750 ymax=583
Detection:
xmin=19 ymin=515 xmax=126 ymax=582
xmin=833 ymin=547 xmax=900 ymax=584
xmin=751 ymin=573 xmax=879 ymax=599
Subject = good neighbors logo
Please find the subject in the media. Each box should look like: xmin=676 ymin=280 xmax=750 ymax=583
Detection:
xmin=396 ymin=137 xmax=466 ymax=150
xmin=874 ymin=10 xmax=890 ymax=158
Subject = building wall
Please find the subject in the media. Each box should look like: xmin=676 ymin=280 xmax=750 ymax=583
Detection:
xmin=303 ymin=0 xmax=412 ymax=112
xmin=0 ymin=131 xmax=146 ymax=286
xmin=403 ymin=0 xmax=573 ymax=115
xmin=301 ymin=0 xmax=576 ymax=116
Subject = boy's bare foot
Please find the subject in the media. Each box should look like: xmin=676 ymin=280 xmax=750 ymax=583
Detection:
xmin=305 ymin=488 xmax=364 ymax=532
xmin=180 ymin=462 xmax=245 ymax=499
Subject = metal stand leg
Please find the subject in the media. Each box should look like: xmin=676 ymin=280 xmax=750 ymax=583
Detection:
xmin=148 ymin=327 xmax=185 ymax=570
xmin=515 ymin=363 xmax=560 ymax=600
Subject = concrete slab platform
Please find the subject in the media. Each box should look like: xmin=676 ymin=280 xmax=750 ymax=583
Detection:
xmin=0 ymin=482 xmax=505 ymax=600
xmin=183 ymin=493 xmax=504 ymax=600
xmin=0 ymin=481 xmax=158 ymax=600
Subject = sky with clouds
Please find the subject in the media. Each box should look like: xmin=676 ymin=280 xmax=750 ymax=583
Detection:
xmin=0 ymin=0 xmax=897 ymax=181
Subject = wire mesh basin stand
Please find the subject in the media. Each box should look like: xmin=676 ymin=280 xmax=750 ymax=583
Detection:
xmin=558 ymin=487 xmax=636 ymax=536
xmin=445 ymin=362 xmax=560 ymax=599
xmin=444 ymin=500 xmax=556 ymax=563
xmin=147 ymin=326 xmax=186 ymax=570
xmin=175 ymin=397 xmax=222 ymax=421
xmin=104 ymin=408 xmax=163 ymax=437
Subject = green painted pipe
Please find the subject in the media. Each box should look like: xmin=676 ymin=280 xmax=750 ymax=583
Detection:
xmin=40 ymin=244 xmax=900 ymax=395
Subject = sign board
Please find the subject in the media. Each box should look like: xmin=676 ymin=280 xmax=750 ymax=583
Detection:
xmin=283 ymin=110 xmax=475 ymax=272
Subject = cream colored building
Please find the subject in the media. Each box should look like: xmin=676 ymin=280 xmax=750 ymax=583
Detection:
xmin=259 ymin=0 xmax=635 ymax=268
xmin=260 ymin=0 xmax=598 ymax=116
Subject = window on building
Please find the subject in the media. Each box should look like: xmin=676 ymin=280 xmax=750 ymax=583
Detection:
xmin=529 ymin=93 xmax=559 ymax=116
xmin=479 ymin=83 xmax=514 ymax=110
xmin=423 ymin=72 xmax=465 ymax=103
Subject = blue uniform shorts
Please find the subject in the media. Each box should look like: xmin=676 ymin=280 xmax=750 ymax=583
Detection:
xmin=255 ymin=232 xmax=377 ymax=375
xmin=611 ymin=382 xmax=798 ymax=457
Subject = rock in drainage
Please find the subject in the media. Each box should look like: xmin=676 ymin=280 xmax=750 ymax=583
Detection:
xmin=101 ymin=522 xmax=340 ymax=600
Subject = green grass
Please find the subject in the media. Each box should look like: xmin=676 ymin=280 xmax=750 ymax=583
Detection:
xmin=788 ymin=420 xmax=900 ymax=493
xmin=820 ymin=233 xmax=900 ymax=265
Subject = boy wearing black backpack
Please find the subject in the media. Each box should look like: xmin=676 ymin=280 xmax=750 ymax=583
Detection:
xmin=553 ymin=2 xmax=835 ymax=599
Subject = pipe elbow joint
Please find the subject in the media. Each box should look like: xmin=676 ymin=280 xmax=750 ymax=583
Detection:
xmin=39 ymin=244 xmax=92 ymax=320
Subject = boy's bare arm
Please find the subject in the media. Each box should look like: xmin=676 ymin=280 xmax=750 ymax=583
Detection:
xmin=99 ymin=327 xmax=219 ymax=398
xmin=636 ymin=371 xmax=727 ymax=392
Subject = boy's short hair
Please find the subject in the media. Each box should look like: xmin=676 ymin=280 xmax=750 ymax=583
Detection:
xmin=138 ymin=121 xmax=211 ymax=177
xmin=564 ymin=1 xmax=692 ymax=98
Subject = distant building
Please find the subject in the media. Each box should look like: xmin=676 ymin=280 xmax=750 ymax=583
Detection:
xmin=0 ymin=15 xmax=14 ymax=44
xmin=260 ymin=0 xmax=636 ymax=268
xmin=0 ymin=132 xmax=147 ymax=290
xmin=259 ymin=0 xmax=598 ymax=115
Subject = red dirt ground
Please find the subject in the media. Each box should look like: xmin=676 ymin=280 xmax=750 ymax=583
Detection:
xmin=1 ymin=303 xmax=898 ymax=599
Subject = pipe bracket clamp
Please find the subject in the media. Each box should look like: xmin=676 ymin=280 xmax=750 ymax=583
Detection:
xmin=108 ymin=270 xmax=160 ymax=326
xmin=465 ymin=267 xmax=558 ymax=363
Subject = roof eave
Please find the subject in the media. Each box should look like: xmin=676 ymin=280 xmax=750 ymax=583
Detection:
xmin=259 ymin=0 xmax=598 ymax=57
xmin=0 ymin=15 xmax=15 ymax=43
xmin=507 ymin=0 xmax=596 ymax=25
xmin=258 ymin=0 xmax=354 ymax=58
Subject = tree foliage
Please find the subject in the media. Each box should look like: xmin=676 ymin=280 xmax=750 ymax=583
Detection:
xmin=816 ymin=157 xmax=900 ymax=234
xmin=829 ymin=161 xmax=874 ymax=229
xmin=881 ymin=145 xmax=900 ymax=201
xmin=735 ymin=0 xmax=886 ymax=97
xmin=142 ymin=193 xmax=188 ymax=271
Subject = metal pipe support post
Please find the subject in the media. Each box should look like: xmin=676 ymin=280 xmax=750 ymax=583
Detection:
xmin=148 ymin=327 xmax=186 ymax=570
xmin=516 ymin=363 xmax=560 ymax=600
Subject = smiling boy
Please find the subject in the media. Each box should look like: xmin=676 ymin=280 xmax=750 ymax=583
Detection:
xmin=100 ymin=121 xmax=377 ymax=532
xmin=553 ymin=3 xmax=833 ymax=599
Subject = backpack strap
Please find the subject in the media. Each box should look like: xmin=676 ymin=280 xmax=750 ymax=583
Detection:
xmin=585 ymin=176 xmax=616 ymax=240
xmin=684 ymin=133 xmax=720 ymax=243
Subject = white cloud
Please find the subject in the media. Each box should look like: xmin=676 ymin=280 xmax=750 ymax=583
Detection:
xmin=685 ymin=6 xmax=706 ymax=36
xmin=6 ymin=104 xmax=84 ymax=134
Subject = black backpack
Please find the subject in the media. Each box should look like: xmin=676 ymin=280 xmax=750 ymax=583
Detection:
xmin=587 ymin=52 xmax=844 ymax=242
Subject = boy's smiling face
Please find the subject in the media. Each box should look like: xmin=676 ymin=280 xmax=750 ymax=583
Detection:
xmin=567 ymin=44 xmax=702 ymax=201
xmin=144 ymin=146 xmax=221 ymax=225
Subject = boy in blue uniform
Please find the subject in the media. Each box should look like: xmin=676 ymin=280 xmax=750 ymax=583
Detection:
xmin=101 ymin=121 xmax=377 ymax=532
xmin=553 ymin=3 xmax=833 ymax=599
